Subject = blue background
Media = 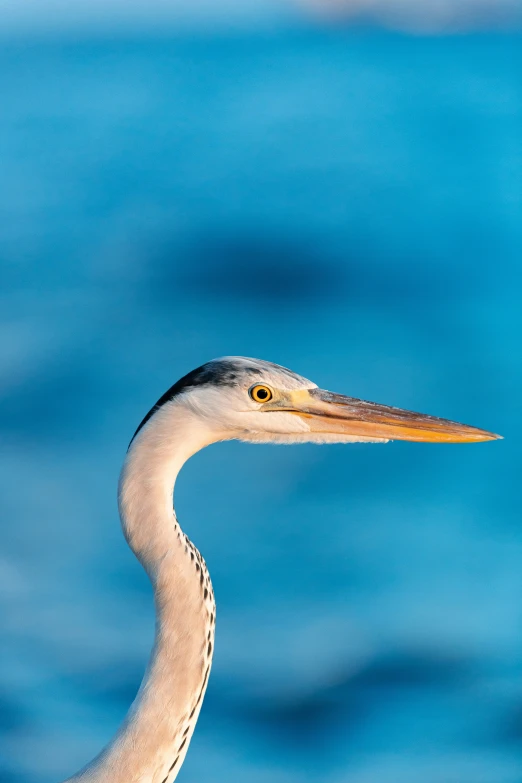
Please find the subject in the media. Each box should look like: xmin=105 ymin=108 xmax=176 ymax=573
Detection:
xmin=0 ymin=19 xmax=520 ymax=783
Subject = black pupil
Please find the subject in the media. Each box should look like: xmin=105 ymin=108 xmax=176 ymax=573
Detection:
xmin=256 ymin=388 xmax=268 ymax=400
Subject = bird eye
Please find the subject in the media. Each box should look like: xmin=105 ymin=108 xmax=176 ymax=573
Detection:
xmin=249 ymin=384 xmax=273 ymax=403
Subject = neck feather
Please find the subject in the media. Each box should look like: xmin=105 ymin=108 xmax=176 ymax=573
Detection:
xmin=65 ymin=402 xmax=217 ymax=783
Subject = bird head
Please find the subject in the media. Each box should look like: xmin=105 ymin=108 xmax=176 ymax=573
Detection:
xmin=130 ymin=357 xmax=500 ymax=448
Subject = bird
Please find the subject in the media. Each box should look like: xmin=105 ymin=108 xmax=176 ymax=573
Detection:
xmin=62 ymin=356 xmax=499 ymax=783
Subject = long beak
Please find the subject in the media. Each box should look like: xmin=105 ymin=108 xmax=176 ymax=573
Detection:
xmin=277 ymin=388 xmax=501 ymax=443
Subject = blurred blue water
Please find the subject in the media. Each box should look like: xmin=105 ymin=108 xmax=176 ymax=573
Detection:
xmin=0 ymin=28 xmax=521 ymax=783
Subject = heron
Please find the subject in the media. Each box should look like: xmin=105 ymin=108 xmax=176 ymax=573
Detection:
xmin=62 ymin=356 xmax=499 ymax=783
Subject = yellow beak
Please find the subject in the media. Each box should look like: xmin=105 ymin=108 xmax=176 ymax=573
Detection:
xmin=276 ymin=388 xmax=501 ymax=444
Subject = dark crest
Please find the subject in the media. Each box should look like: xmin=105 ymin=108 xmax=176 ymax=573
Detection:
xmin=129 ymin=360 xmax=259 ymax=447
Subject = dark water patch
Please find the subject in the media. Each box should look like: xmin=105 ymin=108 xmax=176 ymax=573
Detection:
xmin=0 ymin=364 xmax=100 ymax=441
xmin=0 ymin=769 xmax=30 ymax=783
xmin=495 ymin=703 xmax=522 ymax=745
xmin=213 ymin=649 xmax=471 ymax=752
xmin=62 ymin=660 xmax=144 ymax=707
xmin=347 ymin=650 xmax=470 ymax=691
xmin=144 ymin=225 xmax=475 ymax=325
xmin=0 ymin=690 xmax=28 ymax=734
xmin=150 ymin=232 xmax=342 ymax=309
xmin=239 ymin=688 xmax=362 ymax=748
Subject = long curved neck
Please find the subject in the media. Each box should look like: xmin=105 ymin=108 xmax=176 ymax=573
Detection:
xmin=66 ymin=404 xmax=217 ymax=783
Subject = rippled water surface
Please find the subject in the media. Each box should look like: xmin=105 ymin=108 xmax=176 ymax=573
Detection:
xmin=0 ymin=29 xmax=521 ymax=783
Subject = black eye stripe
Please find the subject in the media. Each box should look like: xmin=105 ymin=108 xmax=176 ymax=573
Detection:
xmin=130 ymin=360 xmax=258 ymax=447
